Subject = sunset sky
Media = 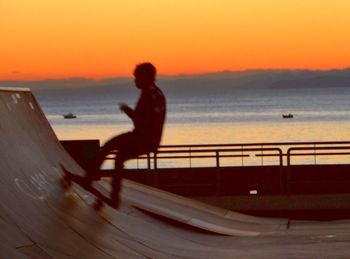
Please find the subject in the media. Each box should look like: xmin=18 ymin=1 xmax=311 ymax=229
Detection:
xmin=1 ymin=0 xmax=350 ymax=80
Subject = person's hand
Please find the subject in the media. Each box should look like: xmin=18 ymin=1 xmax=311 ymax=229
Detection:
xmin=119 ymin=103 xmax=129 ymax=113
xmin=119 ymin=102 xmax=135 ymax=120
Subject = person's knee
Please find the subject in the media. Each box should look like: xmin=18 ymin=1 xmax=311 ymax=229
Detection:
xmin=101 ymin=140 xmax=117 ymax=153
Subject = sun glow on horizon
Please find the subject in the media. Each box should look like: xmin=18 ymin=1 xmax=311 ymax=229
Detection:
xmin=1 ymin=0 xmax=350 ymax=80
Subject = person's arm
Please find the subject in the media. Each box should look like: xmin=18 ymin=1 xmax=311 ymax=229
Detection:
xmin=119 ymin=103 xmax=135 ymax=121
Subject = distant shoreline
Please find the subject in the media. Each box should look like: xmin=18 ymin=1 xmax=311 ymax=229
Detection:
xmin=1 ymin=68 xmax=350 ymax=93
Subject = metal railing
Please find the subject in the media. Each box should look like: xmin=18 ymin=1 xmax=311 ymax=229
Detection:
xmin=107 ymin=141 xmax=350 ymax=169
xmin=153 ymin=147 xmax=283 ymax=169
xmin=287 ymin=145 xmax=350 ymax=166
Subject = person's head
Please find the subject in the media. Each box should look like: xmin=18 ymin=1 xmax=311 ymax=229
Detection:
xmin=133 ymin=62 xmax=156 ymax=89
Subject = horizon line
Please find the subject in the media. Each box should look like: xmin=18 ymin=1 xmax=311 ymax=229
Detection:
xmin=1 ymin=66 xmax=350 ymax=82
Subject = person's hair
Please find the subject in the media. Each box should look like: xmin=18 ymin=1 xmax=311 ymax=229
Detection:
xmin=133 ymin=62 xmax=156 ymax=82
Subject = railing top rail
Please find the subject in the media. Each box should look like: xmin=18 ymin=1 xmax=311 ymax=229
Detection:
xmin=287 ymin=146 xmax=350 ymax=153
xmin=156 ymin=147 xmax=282 ymax=154
xmin=159 ymin=141 xmax=350 ymax=149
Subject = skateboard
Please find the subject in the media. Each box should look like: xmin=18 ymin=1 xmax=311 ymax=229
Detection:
xmin=59 ymin=164 xmax=119 ymax=210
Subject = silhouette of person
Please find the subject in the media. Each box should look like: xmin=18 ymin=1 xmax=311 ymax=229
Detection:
xmin=88 ymin=62 xmax=166 ymax=208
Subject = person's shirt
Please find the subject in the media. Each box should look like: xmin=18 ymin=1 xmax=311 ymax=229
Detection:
xmin=133 ymin=84 xmax=166 ymax=150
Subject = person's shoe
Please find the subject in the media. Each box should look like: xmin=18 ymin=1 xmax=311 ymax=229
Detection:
xmin=83 ymin=176 xmax=93 ymax=187
xmin=86 ymin=168 xmax=101 ymax=181
xmin=110 ymin=192 xmax=120 ymax=209
xmin=92 ymin=172 xmax=101 ymax=181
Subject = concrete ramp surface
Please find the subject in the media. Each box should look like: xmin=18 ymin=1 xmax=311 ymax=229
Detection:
xmin=2 ymin=87 xmax=350 ymax=258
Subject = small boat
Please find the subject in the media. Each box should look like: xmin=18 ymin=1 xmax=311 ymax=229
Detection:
xmin=63 ymin=112 xmax=77 ymax=119
xmin=282 ymin=113 xmax=293 ymax=119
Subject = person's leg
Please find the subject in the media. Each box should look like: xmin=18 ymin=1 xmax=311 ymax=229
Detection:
xmin=109 ymin=133 xmax=150 ymax=208
xmin=87 ymin=132 xmax=133 ymax=183
xmin=110 ymin=157 xmax=124 ymax=208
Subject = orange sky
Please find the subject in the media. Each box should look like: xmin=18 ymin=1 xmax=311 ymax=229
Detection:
xmin=1 ymin=0 xmax=350 ymax=80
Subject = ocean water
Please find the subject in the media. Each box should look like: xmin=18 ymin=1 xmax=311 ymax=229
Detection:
xmin=34 ymin=85 xmax=350 ymax=168
xmin=37 ymin=86 xmax=350 ymax=146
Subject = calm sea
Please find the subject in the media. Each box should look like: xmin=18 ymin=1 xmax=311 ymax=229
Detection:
xmin=37 ymin=85 xmax=350 ymax=146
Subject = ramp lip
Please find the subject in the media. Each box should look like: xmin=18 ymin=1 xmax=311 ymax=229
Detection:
xmin=0 ymin=86 xmax=31 ymax=92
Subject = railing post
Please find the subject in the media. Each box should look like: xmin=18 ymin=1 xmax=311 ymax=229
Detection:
xmin=277 ymin=148 xmax=285 ymax=194
xmin=216 ymin=151 xmax=220 ymax=168
xmin=153 ymin=152 xmax=158 ymax=169
xmin=147 ymin=153 xmax=151 ymax=169
xmin=287 ymin=149 xmax=291 ymax=166
xmin=314 ymin=144 xmax=317 ymax=164
xmin=286 ymin=148 xmax=293 ymax=195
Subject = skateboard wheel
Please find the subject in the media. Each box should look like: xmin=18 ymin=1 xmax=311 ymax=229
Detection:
xmin=60 ymin=176 xmax=72 ymax=190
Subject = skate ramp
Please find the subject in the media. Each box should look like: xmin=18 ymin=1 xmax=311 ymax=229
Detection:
xmin=2 ymin=87 xmax=350 ymax=258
